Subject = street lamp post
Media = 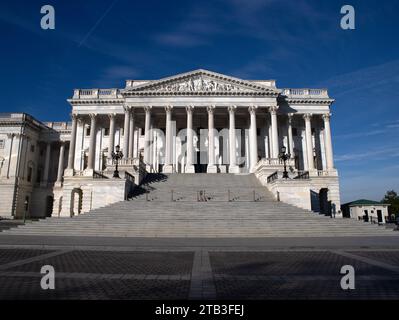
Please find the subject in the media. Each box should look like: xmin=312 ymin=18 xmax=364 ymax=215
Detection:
xmin=111 ymin=145 xmax=123 ymax=178
xmin=279 ymin=146 xmax=290 ymax=179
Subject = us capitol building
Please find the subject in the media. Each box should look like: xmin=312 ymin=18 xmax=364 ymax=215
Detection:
xmin=0 ymin=69 xmax=341 ymax=219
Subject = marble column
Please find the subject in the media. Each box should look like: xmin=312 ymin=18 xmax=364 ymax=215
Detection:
xmin=65 ymin=114 xmax=78 ymax=176
xmin=185 ymin=105 xmax=195 ymax=173
xmin=303 ymin=113 xmax=315 ymax=171
xmin=163 ymin=105 xmax=174 ymax=173
xmin=128 ymin=109 xmax=135 ymax=158
xmin=56 ymin=142 xmax=65 ymax=185
xmin=228 ymin=105 xmax=239 ymax=173
xmin=323 ymin=113 xmax=334 ymax=170
xmin=249 ymin=105 xmax=258 ymax=172
xmin=287 ymin=113 xmax=294 ymax=157
xmin=41 ymin=142 xmax=51 ymax=186
xmin=270 ymin=106 xmax=280 ymax=158
xmin=207 ymin=105 xmax=217 ymax=173
xmin=108 ymin=113 xmax=116 ymax=157
xmin=123 ymin=106 xmax=130 ymax=159
xmin=144 ymin=106 xmax=152 ymax=169
xmin=86 ymin=113 xmax=97 ymax=173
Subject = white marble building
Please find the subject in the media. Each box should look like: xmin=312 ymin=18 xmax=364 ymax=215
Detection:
xmin=0 ymin=69 xmax=341 ymax=219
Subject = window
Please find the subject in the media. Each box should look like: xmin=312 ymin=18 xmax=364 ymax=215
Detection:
xmin=0 ymin=139 xmax=4 ymax=149
xmin=36 ymin=168 xmax=42 ymax=183
xmin=292 ymin=128 xmax=298 ymax=136
xmin=86 ymin=126 xmax=91 ymax=136
xmin=27 ymin=166 xmax=33 ymax=182
xmin=104 ymin=128 xmax=109 ymax=136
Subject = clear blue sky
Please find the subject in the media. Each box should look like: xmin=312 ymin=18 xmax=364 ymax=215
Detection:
xmin=0 ymin=0 xmax=398 ymax=202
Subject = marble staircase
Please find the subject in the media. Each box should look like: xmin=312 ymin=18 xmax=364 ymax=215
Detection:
xmin=1 ymin=173 xmax=396 ymax=238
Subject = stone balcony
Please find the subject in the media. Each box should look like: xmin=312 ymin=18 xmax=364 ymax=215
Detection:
xmin=72 ymin=89 xmax=122 ymax=100
xmin=282 ymin=88 xmax=329 ymax=99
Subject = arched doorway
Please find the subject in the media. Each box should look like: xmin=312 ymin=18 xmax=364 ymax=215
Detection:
xmin=70 ymin=188 xmax=83 ymax=217
xmin=45 ymin=196 xmax=54 ymax=217
xmin=319 ymin=188 xmax=330 ymax=216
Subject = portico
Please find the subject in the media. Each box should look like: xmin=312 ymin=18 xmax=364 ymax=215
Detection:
xmin=0 ymin=69 xmax=341 ymax=219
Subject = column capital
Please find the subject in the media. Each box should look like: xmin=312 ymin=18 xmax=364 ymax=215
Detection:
xmin=165 ymin=105 xmax=173 ymax=113
xmin=144 ymin=105 xmax=152 ymax=113
xmin=108 ymin=112 xmax=116 ymax=119
xmin=123 ymin=105 xmax=131 ymax=113
xmin=228 ymin=105 xmax=237 ymax=113
xmin=248 ymin=105 xmax=258 ymax=114
xmin=269 ymin=106 xmax=279 ymax=114
xmin=6 ymin=133 xmax=15 ymax=139
xmin=322 ymin=113 xmax=332 ymax=121
xmin=71 ymin=113 xmax=78 ymax=120
xmin=89 ymin=113 xmax=97 ymax=120
xmin=303 ymin=113 xmax=313 ymax=121
xmin=207 ymin=105 xmax=216 ymax=114
xmin=186 ymin=105 xmax=194 ymax=113
xmin=287 ymin=113 xmax=294 ymax=124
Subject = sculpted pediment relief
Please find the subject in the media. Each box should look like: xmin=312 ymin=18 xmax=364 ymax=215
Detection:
xmin=125 ymin=69 xmax=279 ymax=95
xmin=146 ymin=75 xmax=252 ymax=93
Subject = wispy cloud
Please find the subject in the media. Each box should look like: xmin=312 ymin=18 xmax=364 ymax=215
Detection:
xmin=335 ymin=146 xmax=399 ymax=162
xmin=92 ymin=65 xmax=140 ymax=87
xmin=335 ymin=119 xmax=399 ymax=139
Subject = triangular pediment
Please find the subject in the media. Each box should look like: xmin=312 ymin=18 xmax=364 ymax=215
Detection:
xmin=123 ymin=69 xmax=280 ymax=96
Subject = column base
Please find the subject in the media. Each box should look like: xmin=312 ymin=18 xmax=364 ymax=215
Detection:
xmin=54 ymin=181 xmax=63 ymax=188
xmin=83 ymin=169 xmax=94 ymax=177
xmin=64 ymin=169 xmax=74 ymax=177
xmin=228 ymin=165 xmax=240 ymax=173
xmin=185 ymin=165 xmax=195 ymax=173
xmin=207 ymin=165 xmax=218 ymax=173
xmin=163 ymin=164 xmax=174 ymax=173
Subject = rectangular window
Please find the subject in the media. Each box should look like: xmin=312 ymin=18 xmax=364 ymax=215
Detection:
xmin=0 ymin=139 xmax=5 ymax=149
xmin=292 ymin=128 xmax=298 ymax=136
xmin=104 ymin=128 xmax=109 ymax=136
xmin=27 ymin=167 xmax=33 ymax=182
xmin=86 ymin=126 xmax=91 ymax=136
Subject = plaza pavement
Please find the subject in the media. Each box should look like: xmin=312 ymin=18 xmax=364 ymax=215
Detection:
xmin=0 ymin=235 xmax=399 ymax=300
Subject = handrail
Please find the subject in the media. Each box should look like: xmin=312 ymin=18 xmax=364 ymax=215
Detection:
xmin=267 ymin=171 xmax=278 ymax=183
xmin=124 ymin=171 xmax=135 ymax=183
xmin=294 ymin=171 xmax=309 ymax=180
xmin=93 ymin=171 xmax=108 ymax=179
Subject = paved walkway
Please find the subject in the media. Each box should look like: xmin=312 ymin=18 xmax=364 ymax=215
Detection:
xmin=0 ymin=235 xmax=399 ymax=299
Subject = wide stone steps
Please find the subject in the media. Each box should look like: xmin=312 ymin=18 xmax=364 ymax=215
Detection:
xmin=2 ymin=173 xmax=397 ymax=237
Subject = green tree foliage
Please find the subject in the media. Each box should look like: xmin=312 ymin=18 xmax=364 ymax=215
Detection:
xmin=382 ymin=190 xmax=399 ymax=218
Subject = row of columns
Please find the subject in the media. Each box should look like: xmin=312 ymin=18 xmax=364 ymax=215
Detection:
xmin=64 ymin=107 xmax=335 ymax=176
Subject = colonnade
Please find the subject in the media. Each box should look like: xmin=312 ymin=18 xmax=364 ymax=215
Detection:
xmin=64 ymin=106 xmax=335 ymax=176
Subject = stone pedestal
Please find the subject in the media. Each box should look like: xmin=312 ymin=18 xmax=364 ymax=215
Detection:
xmin=206 ymin=165 xmax=218 ymax=173
xmin=229 ymin=165 xmax=240 ymax=174
xmin=163 ymin=164 xmax=174 ymax=173
xmin=185 ymin=165 xmax=195 ymax=173
xmin=83 ymin=169 xmax=94 ymax=177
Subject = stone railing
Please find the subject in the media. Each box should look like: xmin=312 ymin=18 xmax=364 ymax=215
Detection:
xmin=294 ymin=171 xmax=310 ymax=180
xmin=267 ymin=171 xmax=278 ymax=183
xmin=124 ymin=171 xmax=135 ymax=183
xmin=282 ymin=88 xmax=329 ymax=98
xmin=254 ymin=157 xmax=295 ymax=170
xmin=72 ymin=89 xmax=120 ymax=99
xmin=93 ymin=171 xmax=108 ymax=179
xmin=317 ymin=170 xmax=330 ymax=177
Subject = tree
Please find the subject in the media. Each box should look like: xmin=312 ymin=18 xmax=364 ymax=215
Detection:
xmin=382 ymin=190 xmax=399 ymax=219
